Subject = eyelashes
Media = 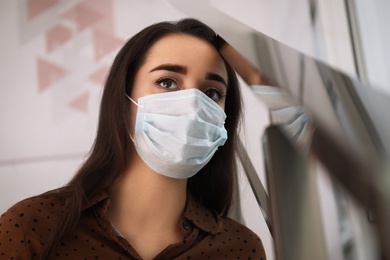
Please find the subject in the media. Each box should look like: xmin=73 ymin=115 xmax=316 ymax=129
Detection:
xmin=154 ymin=76 xmax=226 ymax=103
xmin=155 ymin=77 xmax=179 ymax=90
xmin=204 ymin=89 xmax=225 ymax=102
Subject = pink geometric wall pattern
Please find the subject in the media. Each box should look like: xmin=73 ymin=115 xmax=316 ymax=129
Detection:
xmin=69 ymin=91 xmax=90 ymax=113
xmin=92 ymin=29 xmax=124 ymax=61
xmin=37 ymin=58 xmax=68 ymax=92
xmin=89 ymin=65 xmax=109 ymax=86
xmin=46 ymin=24 xmax=72 ymax=52
xmin=27 ymin=0 xmax=60 ymax=20
xmin=80 ymin=0 xmax=114 ymax=33
xmin=62 ymin=2 xmax=104 ymax=32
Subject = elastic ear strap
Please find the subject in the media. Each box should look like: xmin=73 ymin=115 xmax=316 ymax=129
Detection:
xmin=125 ymin=94 xmax=142 ymax=144
xmin=126 ymin=94 xmax=143 ymax=108
xmin=125 ymin=94 xmax=139 ymax=144
xmin=129 ymin=132 xmax=136 ymax=143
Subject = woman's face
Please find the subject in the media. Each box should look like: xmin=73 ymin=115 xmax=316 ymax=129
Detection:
xmin=131 ymin=34 xmax=228 ymax=107
xmin=125 ymin=33 xmax=229 ymax=168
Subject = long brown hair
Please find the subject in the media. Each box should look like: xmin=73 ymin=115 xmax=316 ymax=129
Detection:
xmin=41 ymin=18 xmax=242 ymax=259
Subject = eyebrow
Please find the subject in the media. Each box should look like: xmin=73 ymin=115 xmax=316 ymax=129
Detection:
xmin=206 ymin=72 xmax=227 ymax=87
xmin=149 ymin=64 xmax=187 ymax=74
xmin=149 ymin=63 xmax=227 ymax=87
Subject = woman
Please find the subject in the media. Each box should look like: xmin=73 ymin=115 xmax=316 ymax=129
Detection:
xmin=0 ymin=18 xmax=266 ymax=259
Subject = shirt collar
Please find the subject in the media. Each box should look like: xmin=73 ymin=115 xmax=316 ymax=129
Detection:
xmin=84 ymin=191 xmax=109 ymax=210
xmin=182 ymin=194 xmax=221 ymax=235
xmin=84 ymin=190 xmax=221 ymax=235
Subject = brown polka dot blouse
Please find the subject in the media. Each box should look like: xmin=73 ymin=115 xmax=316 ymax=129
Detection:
xmin=0 ymin=192 xmax=266 ymax=259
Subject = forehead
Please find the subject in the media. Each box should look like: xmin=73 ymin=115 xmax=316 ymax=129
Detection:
xmin=142 ymin=34 xmax=227 ymax=78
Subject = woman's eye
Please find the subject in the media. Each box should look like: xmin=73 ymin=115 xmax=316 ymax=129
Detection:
xmin=156 ymin=78 xmax=178 ymax=90
xmin=204 ymin=89 xmax=222 ymax=102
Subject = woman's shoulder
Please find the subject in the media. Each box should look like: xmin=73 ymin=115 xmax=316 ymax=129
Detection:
xmin=1 ymin=193 xmax=68 ymax=235
xmin=3 ymin=193 xmax=67 ymax=218
xmin=184 ymin=195 xmax=266 ymax=258
xmin=218 ymin=215 xmax=264 ymax=243
xmin=0 ymin=193 xmax=68 ymax=258
xmin=212 ymin=215 xmax=267 ymax=259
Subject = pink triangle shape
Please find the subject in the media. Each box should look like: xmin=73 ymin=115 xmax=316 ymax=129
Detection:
xmin=46 ymin=24 xmax=72 ymax=52
xmin=37 ymin=58 xmax=67 ymax=92
xmin=92 ymin=29 xmax=123 ymax=61
xmin=62 ymin=3 xmax=104 ymax=31
xmin=69 ymin=91 xmax=90 ymax=113
xmin=27 ymin=0 xmax=60 ymax=20
xmin=81 ymin=0 xmax=114 ymax=33
xmin=89 ymin=65 xmax=109 ymax=86
xmin=82 ymin=0 xmax=112 ymax=13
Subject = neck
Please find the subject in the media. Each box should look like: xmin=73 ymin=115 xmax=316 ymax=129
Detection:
xmin=108 ymin=153 xmax=187 ymax=235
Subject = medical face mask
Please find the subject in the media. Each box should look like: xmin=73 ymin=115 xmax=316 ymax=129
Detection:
xmin=126 ymin=88 xmax=228 ymax=179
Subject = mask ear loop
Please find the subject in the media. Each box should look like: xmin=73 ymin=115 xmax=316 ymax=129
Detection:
xmin=125 ymin=94 xmax=144 ymax=108
xmin=125 ymin=94 xmax=144 ymax=144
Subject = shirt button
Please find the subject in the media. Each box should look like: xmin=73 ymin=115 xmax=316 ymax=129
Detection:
xmin=183 ymin=221 xmax=191 ymax=230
